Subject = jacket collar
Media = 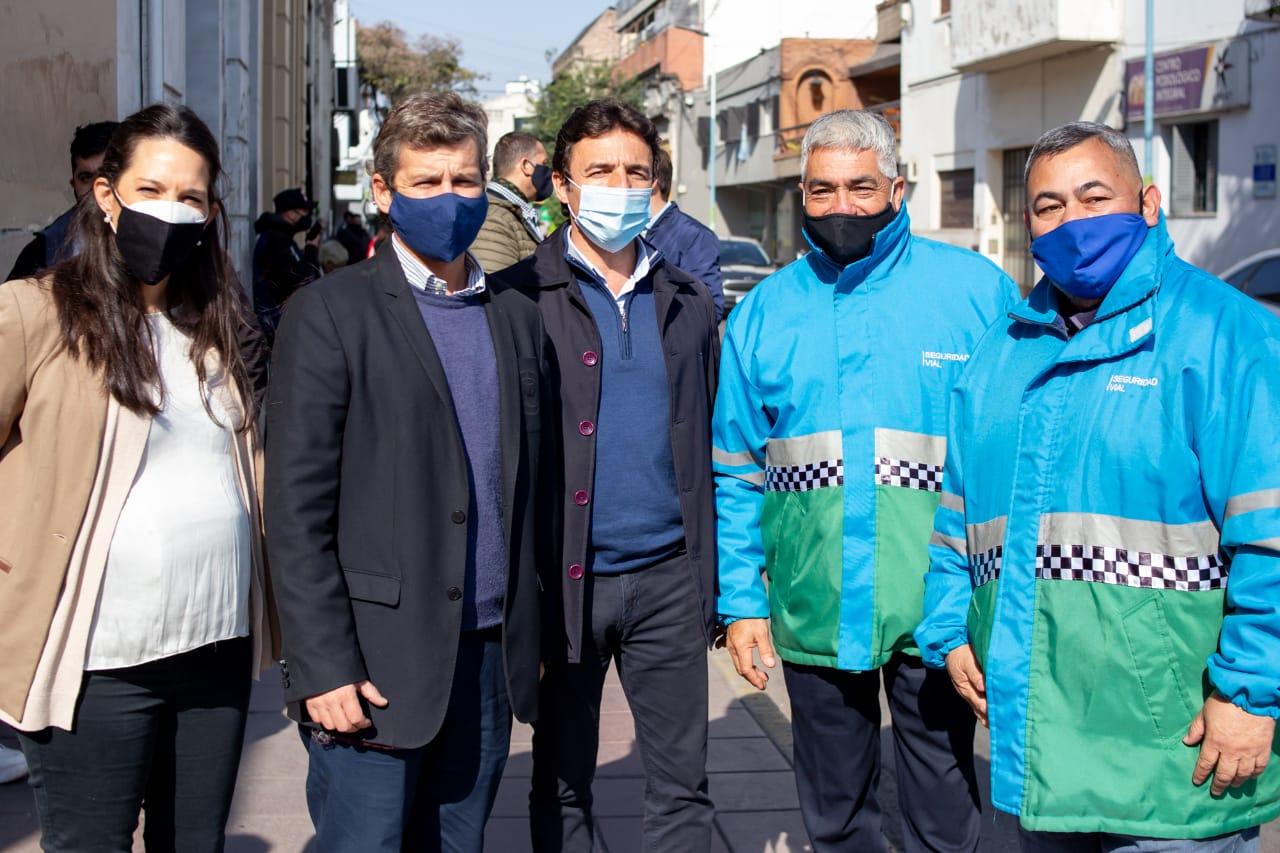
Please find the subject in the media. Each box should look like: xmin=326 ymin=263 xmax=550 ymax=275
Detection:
xmin=1010 ymin=215 xmax=1171 ymax=360
xmin=804 ymin=203 xmax=913 ymax=288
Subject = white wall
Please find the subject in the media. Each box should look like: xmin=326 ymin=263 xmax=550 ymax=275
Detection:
xmin=704 ymin=0 xmax=878 ymax=75
xmin=1120 ymin=3 xmax=1280 ymax=273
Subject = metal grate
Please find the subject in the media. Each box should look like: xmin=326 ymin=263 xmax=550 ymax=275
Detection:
xmin=1001 ymin=147 xmax=1035 ymax=293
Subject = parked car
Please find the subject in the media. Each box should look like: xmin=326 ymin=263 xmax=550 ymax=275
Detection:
xmin=1222 ymin=249 xmax=1280 ymax=318
xmin=719 ymin=237 xmax=777 ymax=312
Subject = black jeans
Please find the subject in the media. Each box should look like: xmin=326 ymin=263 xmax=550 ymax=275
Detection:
xmin=530 ymin=552 xmax=713 ymax=852
xmin=783 ymin=652 xmax=981 ymax=853
xmin=18 ymin=637 xmax=252 ymax=853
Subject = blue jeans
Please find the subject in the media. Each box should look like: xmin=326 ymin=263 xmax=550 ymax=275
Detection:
xmin=302 ymin=629 xmax=511 ymax=853
xmin=1018 ymin=825 xmax=1259 ymax=853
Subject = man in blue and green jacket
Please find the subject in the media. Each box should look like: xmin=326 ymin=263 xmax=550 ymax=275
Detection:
xmin=916 ymin=121 xmax=1280 ymax=851
xmin=715 ymin=110 xmax=1015 ymax=851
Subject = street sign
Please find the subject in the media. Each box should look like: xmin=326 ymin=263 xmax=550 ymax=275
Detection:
xmin=1255 ymin=145 xmax=1277 ymax=199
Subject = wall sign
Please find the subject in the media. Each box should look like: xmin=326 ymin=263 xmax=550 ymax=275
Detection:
xmin=1256 ymin=145 xmax=1277 ymax=200
xmin=1124 ymin=38 xmax=1251 ymax=122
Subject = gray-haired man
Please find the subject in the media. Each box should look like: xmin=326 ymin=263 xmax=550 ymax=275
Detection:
xmin=715 ymin=110 xmax=1015 ymax=851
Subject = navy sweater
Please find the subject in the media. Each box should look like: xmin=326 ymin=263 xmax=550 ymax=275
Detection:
xmin=574 ymin=262 xmax=685 ymax=574
xmin=411 ymin=288 xmax=507 ymax=629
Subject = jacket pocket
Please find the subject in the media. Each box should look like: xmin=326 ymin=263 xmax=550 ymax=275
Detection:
xmin=1120 ymin=595 xmax=1196 ymax=741
xmin=342 ymin=568 xmax=401 ymax=607
xmin=518 ymin=356 xmax=541 ymax=421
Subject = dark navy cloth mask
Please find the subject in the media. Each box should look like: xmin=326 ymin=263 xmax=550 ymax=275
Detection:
xmin=389 ymin=191 xmax=489 ymax=262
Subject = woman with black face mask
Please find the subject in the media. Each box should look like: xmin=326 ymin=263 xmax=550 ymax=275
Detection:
xmin=0 ymin=104 xmax=278 ymax=853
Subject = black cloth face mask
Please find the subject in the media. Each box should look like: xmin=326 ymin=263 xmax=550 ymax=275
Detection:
xmin=530 ymin=163 xmax=554 ymax=202
xmin=803 ymin=204 xmax=897 ymax=267
xmin=112 ymin=192 xmax=208 ymax=285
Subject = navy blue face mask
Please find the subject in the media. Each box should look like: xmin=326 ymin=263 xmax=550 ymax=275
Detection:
xmin=388 ymin=190 xmax=489 ymax=262
xmin=1030 ymin=206 xmax=1150 ymax=301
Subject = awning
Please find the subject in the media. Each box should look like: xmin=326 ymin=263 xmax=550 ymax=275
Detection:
xmin=849 ymin=43 xmax=901 ymax=78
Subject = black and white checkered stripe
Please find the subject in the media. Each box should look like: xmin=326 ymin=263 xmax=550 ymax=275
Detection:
xmin=1036 ymin=544 xmax=1227 ymax=591
xmin=875 ymin=457 xmax=943 ymax=493
xmin=970 ymin=547 xmax=1002 ymax=588
xmin=765 ymin=460 xmax=844 ymax=492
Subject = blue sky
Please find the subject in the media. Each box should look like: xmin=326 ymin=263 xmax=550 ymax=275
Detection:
xmin=349 ymin=0 xmax=613 ymax=96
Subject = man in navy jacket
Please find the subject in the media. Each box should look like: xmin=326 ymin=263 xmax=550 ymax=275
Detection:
xmin=644 ymin=146 xmax=725 ymax=320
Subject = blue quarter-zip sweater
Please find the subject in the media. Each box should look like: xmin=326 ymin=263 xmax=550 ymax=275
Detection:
xmin=570 ymin=247 xmax=684 ymax=574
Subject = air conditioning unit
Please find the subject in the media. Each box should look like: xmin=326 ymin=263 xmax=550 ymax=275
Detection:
xmin=334 ymin=66 xmax=359 ymax=111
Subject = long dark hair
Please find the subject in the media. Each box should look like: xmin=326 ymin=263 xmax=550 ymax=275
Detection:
xmin=50 ymin=104 xmax=255 ymax=428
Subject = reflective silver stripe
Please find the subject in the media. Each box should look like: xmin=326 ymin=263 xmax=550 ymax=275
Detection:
xmin=930 ymin=531 xmax=966 ymax=554
xmin=713 ymin=447 xmax=763 ymax=469
xmin=939 ymin=491 xmax=964 ymax=513
xmin=765 ymin=430 xmax=842 ymax=467
xmin=1038 ymin=512 xmax=1220 ymax=557
xmin=720 ymin=469 xmax=766 ymax=487
xmin=874 ymin=428 xmax=946 ymax=469
xmin=1225 ymin=489 xmax=1280 ymax=521
xmin=967 ymin=516 xmax=1007 ymax=557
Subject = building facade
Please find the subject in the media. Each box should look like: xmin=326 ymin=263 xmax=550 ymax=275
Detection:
xmin=0 ymin=0 xmax=335 ymax=281
xmin=482 ymin=77 xmax=543 ymax=163
xmin=552 ymin=7 xmax=621 ymax=77
xmin=899 ymin=0 xmax=1278 ymax=289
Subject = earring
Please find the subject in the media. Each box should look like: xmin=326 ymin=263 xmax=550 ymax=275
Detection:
xmin=103 ymin=213 xmax=111 ymax=224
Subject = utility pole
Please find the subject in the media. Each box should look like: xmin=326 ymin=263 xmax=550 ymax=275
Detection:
xmin=708 ymin=37 xmax=717 ymax=231
xmin=703 ymin=0 xmax=719 ymax=232
xmin=1143 ymin=0 xmax=1154 ymax=184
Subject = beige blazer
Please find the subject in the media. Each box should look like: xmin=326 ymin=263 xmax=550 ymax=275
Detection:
xmin=0 ymin=276 xmax=279 ymax=730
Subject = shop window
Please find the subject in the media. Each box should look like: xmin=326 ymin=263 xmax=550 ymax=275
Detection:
xmin=939 ymin=168 xmax=974 ymax=229
xmin=1169 ymin=120 xmax=1218 ymax=215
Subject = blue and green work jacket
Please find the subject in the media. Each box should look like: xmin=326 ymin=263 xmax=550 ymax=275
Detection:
xmin=714 ymin=205 xmax=1014 ymax=671
xmin=916 ymin=217 xmax=1280 ymax=837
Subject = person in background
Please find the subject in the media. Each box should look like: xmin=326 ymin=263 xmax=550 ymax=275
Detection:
xmin=644 ymin=146 xmax=725 ymax=321
xmin=917 ymin=121 xmax=1280 ymax=853
xmin=492 ymin=98 xmax=720 ymax=853
xmin=266 ymin=91 xmax=552 ymax=853
xmin=7 ymin=120 xmax=119 ymax=281
xmin=251 ymin=186 xmax=316 ymax=343
xmin=0 ymin=103 xmax=277 ymax=853
xmin=318 ymin=239 xmax=349 ymax=275
xmin=334 ymin=210 xmax=371 ymax=267
xmin=716 ymin=110 xmax=1014 ymax=852
xmin=471 ymin=131 xmax=551 ymax=273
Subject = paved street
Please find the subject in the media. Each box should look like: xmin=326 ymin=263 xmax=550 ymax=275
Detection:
xmin=2 ymin=652 xmax=1278 ymax=852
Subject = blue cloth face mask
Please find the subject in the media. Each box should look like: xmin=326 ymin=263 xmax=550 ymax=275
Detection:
xmin=388 ymin=190 xmax=489 ymax=262
xmin=1030 ymin=210 xmax=1149 ymax=301
xmin=567 ymin=179 xmax=652 ymax=253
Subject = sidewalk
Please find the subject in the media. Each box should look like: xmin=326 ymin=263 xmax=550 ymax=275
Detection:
xmin=2 ymin=654 xmax=1278 ymax=852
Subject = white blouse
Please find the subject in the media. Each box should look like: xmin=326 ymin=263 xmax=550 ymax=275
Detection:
xmin=85 ymin=313 xmax=251 ymax=670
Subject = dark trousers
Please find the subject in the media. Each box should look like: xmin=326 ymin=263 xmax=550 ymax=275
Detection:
xmin=18 ymin=637 xmax=252 ymax=853
xmin=530 ymin=553 xmax=713 ymax=852
xmin=302 ymin=628 xmax=511 ymax=853
xmin=1017 ymin=826 xmax=1259 ymax=853
xmin=783 ymin=652 xmax=981 ymax=853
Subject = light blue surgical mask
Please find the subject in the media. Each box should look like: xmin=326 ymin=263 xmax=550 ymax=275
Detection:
xmin=567 ymin=178 xmax=652 ymax=253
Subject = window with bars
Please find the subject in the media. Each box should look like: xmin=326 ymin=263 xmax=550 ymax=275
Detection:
xmin=1169 ymin=120 xmax=1218 ymax=216
xmin=938 ymin=168 xmax=974 ymax=229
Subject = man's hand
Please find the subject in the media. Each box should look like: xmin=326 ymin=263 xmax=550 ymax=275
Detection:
xmin=725 ymin=618 xmax=777 ymax=690
xmin=1185 ymin=693 xmax=1276 ymax=796
xmin=945 ymin=644 xmax=988 ymax=727
xmin=305 ymin=680 xmax=389 ymax=734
